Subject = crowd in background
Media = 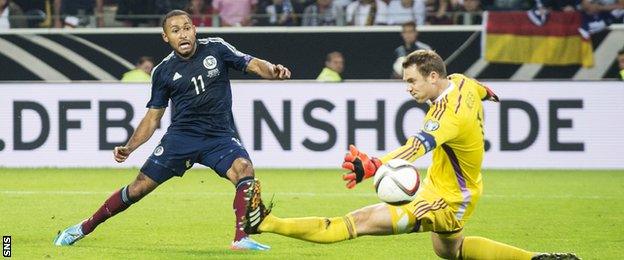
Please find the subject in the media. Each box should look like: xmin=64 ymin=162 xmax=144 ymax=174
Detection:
xmin=0 ymin=0 xmax=621 ymax=29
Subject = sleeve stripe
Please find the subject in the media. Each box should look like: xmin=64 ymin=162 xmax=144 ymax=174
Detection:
xmin=433 ymin=99 xmax=442 ymax=118
xmin=400 ymin=141 xmax=421 ymax=160
xmin=435 ymin=97 xmax=448 ymax=120
xmin=393 ymin=137 xmax=419 ymax=159
xmin=394 ymin=131 xmax=438 ymax=160
xmin=454 ymin=95 xmax=463 ymax=114
xmin=458 ymin=78 xmax=465 ymax=91
xmin=150 ymin=51 xmax=173 ymax=84
xmin=208 ymin=37 xmax=246 ymax=57
xmin=431 ymin=101 xmax=440 ymax=119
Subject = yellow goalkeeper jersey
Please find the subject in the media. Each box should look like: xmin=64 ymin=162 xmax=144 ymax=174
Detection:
xmin=381 ymin=73 xmax=495 ymax=221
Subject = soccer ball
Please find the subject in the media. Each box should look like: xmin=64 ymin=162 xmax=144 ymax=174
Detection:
xmin=373 ymin=159 xmax=420 ymax=205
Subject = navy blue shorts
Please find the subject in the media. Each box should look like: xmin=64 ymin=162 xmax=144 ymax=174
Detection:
xmin=140 ymin=133 xmax=250 ymax=184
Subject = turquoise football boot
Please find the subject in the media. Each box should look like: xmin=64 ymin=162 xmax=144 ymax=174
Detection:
xmin=53 ymin=222 xmax=85 ymax=246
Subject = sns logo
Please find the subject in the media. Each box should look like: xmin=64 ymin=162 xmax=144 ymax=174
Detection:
xmin=3 ymin=236 xmax=10 ymax=258
xmin=203 ymin=56 xmax=217 ymax=70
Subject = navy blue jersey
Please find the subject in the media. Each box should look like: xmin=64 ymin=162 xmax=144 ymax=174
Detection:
xmin=147 ymin=37 xmax=253 ymax=137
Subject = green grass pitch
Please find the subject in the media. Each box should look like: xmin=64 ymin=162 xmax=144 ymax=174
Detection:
xmin=1 ymin=168 xmax=623 ymax=259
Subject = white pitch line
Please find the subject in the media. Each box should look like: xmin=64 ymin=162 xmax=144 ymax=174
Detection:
xmin=0 ymin=190 xmax=616 ymax=200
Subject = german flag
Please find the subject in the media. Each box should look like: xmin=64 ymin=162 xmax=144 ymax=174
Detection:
xmin=483 ymin=11 xmax=594 ymax=68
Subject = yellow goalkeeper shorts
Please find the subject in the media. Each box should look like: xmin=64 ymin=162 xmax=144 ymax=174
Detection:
xmin=386 ymin=185 xmax=475 ymax=234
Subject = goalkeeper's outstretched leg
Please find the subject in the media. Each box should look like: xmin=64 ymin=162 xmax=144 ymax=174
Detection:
xmin=248 ymin=203 xmax=393 ymax=243
xmin=245 ymin=201 xmax=579 ymax=260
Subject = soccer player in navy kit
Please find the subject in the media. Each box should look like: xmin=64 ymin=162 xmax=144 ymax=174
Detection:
xmin=54 ymin=10 xmax=291 ymax=251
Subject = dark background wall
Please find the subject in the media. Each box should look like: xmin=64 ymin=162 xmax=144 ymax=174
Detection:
xmin=0 ymin=30 xmax=619 ymax=81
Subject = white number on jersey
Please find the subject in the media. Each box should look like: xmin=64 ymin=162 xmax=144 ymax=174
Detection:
xmin=191 ymin=75 xmax=206 ymax=95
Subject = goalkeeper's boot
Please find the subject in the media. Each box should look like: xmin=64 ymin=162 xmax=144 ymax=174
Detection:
xmin=53 ymin=222 xmax=85 ymax=246
xmin=230 ymin=236 xmax=270 ymax=251
xmin=532 ymin=252 xmax=581 ymax=260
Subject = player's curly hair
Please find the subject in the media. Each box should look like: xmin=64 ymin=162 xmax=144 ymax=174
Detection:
xmin=402 ymin=50 xmax=447 ymax=78
xmin=162 ymin=10 xmax=192 ymax=31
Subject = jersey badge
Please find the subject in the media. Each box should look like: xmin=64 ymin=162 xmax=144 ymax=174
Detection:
xmin=153 ymin=146 xmax=164 ymax=156
xmin=203 ymin=56 xmax=218 ymax=70
xmin=424 ymin=119 xmax=440 ymax=132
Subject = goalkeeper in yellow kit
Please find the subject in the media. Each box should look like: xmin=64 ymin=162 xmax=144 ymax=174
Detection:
xmin=243 ymin=50 xmax=579 ymax=260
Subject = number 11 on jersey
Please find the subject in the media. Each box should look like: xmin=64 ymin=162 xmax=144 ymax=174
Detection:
xmin=191 ymin=75 xmax=205 ymax=95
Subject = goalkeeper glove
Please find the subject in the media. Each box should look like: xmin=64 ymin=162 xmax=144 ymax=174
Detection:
xmin=342 ymin=144 xmax=382 ymax=189
xmin=482 ymin=86 xmax=500 ymax=102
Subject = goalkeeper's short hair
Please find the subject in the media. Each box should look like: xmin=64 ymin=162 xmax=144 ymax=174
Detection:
xmin=402 ymin=50 xmax=447 ymax=78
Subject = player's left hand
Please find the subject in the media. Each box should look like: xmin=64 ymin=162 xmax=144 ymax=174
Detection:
xmin=273 ymin=64 xmax=291 ymax=80
xmin=342 ymin=145 xmax=382 ymax=189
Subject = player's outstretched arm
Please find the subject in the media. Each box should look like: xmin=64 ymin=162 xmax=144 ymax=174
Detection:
xmin=113 ymin=108 xmax=165 ymax=163
xmin=246 ymin=58 xmax=291 ymax=80
xmin=378 ymin=135 xmax=431 ymax=163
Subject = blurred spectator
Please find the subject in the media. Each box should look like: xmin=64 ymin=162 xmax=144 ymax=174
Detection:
xmin=116 ymin=0 xmax=158 ymax=27
xmin=266 ymin=0 xmax=298 ymax=25
xmin=540 ymin=0 xmax=579 ymax=11
xmin=255 ymin=0 xmax=271 ymax=25
xmin=302 ymin=0 xmax=344 ymax=25
xmin=13 ymin=0 xmax=51 ymax=27
xmin=618 ymin=48 xmax=624 ymax=80
xmin=294 ymin=0 xmax=317 ymax=6
xmin=394 ymin=21 xmax=430 ymax=57
xmin=157 ymin=0 xmax=190 ymax=13
xmin=99 ymin=0 xmax=123 ymax=27
xmin=317 ymin=51 xmax=344 ymax=82
xmin=333 ymin=0 xmax=355 ymax=9
xmin=346 ymin=0 xmax=388 ymax=25
xmin=0 ymin=0 xmax=27 ymax=29
xmin=483 ymin=0 xmax=532 ymax=10
xmin=523 ymin=0 xmax=579 ymax=26
xmin=392 ymin=21 xmax=430 ymax=77
xmin=387 ymin=0 xmax=426 ymax=25
xmin=53 ymin=0 xmax=103 ymax=28
xmin=212 ymin=0 xmax=258 ymax=26
xmin=453 ymin=0 xmax=482 ymax=24
xmin=580 ymin=0 xmax=623 ymax=35
xmin=425 ymin=0 xmax=452 ymax=24
xmin=185 ymin=0 xmax=213 ymax=27
xmin=121 ymin=56 xmax=154 ymax=83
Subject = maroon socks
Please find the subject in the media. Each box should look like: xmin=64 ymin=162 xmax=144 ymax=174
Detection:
xmin=233 ymin=177 xmax=254 ymax=242
xmin=81 ymin=186 xmax=134 ymax=235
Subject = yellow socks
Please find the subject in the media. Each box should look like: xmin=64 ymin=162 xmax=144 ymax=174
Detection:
xmin=460 ymin=236 xmax=534 ymax=260
xmin=258 ymin=214 xmax=357 ymax=244
xmin=256 ymin=214 xmax=535 ymax=259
